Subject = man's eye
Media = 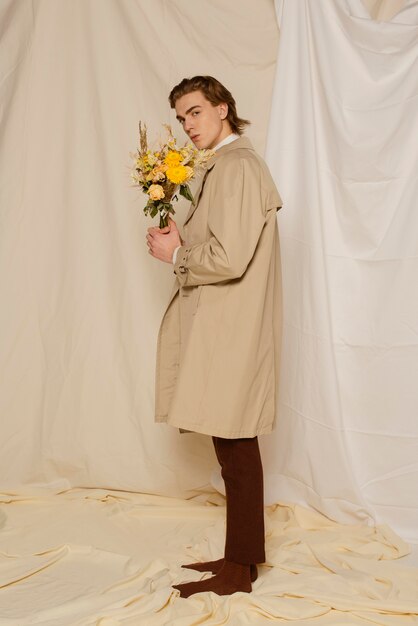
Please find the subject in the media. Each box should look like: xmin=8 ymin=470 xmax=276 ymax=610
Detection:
xmin=192 ymin=111 xmax=199 ymax=116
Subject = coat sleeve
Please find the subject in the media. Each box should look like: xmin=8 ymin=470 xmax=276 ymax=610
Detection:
xmin=173 ymin=156 xmax=281 ymax=287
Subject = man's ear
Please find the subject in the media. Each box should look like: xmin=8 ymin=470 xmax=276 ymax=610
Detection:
xmin=219 ymin=102 xmax=228 ymax=120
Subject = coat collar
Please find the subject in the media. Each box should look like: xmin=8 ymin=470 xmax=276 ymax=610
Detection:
xmin=184 ymin=135 xmax=254 ymax=225
xmin=205 ymin=135 xmax=254 ymax=171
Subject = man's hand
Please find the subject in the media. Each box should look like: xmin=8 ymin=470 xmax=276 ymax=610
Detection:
xmin=146 ymin=217 xmax=183 ymax=263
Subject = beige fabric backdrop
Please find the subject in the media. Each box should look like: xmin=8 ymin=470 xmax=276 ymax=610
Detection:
xmin=1 ymin=0 xmax=416 ymax=528
xmin=1 ymin=2 xmax=418 ymax=624
xmin=0 ymin=0 xmax=278 ymax=496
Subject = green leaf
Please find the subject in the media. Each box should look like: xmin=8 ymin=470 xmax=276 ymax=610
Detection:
xmin=179 ymin=185 xmax=194 ymax=202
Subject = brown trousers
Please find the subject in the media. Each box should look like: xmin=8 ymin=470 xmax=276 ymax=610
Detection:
xmin=212 ymin=436 xmax=266 ymax=565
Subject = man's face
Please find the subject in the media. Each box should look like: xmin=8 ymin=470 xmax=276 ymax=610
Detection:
xmin=175 ymin=90 xmax=230 ymax=149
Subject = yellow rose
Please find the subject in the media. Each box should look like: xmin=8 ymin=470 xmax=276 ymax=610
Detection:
xmin=166 ymin=165 xmax=189 ymax=185
xmin=152 ymin=169 xmax=166 ymax=183
xmin=148 ymin=184 xmax=165 ymax=201
xmin=164 ymin=151 xmax=183 ymax=167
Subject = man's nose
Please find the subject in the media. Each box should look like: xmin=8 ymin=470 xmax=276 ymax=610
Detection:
xmin=184 ymin=119 xmax=193 ymax=133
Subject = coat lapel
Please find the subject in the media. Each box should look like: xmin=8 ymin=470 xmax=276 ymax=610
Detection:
xmin=183 ymin=136 xmax=254 ymax=226
xmin=162 ymin=137 xmax=254 ymax=315
xmin=184 ymin=157 xmax=216 ymax=225
xmin=160 ymin=137 xmax=236 ymax=316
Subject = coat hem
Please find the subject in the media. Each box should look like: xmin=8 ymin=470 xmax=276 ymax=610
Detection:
xmin=155 ymin=415 xmax=274 ymax=438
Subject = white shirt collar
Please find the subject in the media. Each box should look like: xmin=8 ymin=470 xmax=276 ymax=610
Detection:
xmin=212 ymin=133 xmax=240 ymax=151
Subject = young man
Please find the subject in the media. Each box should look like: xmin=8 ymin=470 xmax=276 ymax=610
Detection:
xmin=146 ymin=76 xmax=283 ymax=598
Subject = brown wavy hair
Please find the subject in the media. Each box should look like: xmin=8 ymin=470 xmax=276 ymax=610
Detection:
xmin=168 ymin=75 xmax=251 ymax=136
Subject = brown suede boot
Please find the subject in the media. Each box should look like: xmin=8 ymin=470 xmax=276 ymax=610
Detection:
xmin=181 ymin=558 xmax=258 ymax=582
xmin=173 ymin=559 xmax=252 ymax=598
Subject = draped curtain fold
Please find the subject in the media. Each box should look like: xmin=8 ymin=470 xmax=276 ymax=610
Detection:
xmin=263 ymin=0 xmax=418 ymax=542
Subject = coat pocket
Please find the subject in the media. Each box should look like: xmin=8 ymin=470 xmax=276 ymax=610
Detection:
xmin=180 ymin=285 xmax=203 ymax=317
xmin=192 ymin=285 xmax=203 ymax=315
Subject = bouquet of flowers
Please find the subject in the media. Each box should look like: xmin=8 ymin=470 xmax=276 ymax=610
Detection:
xmin=130 ymin=122 xmax=215 ymax=228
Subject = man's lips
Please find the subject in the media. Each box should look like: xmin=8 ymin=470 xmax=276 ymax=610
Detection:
xmin=191 ymin=134 xmax=200 ymax=140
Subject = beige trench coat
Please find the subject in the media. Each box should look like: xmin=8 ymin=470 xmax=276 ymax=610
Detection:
xmin=154 ymin=135 xmax=283 ymax=438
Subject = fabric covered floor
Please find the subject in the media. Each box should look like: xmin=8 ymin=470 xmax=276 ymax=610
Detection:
xmin=0 ymin=489 xmax=417 ymax=625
